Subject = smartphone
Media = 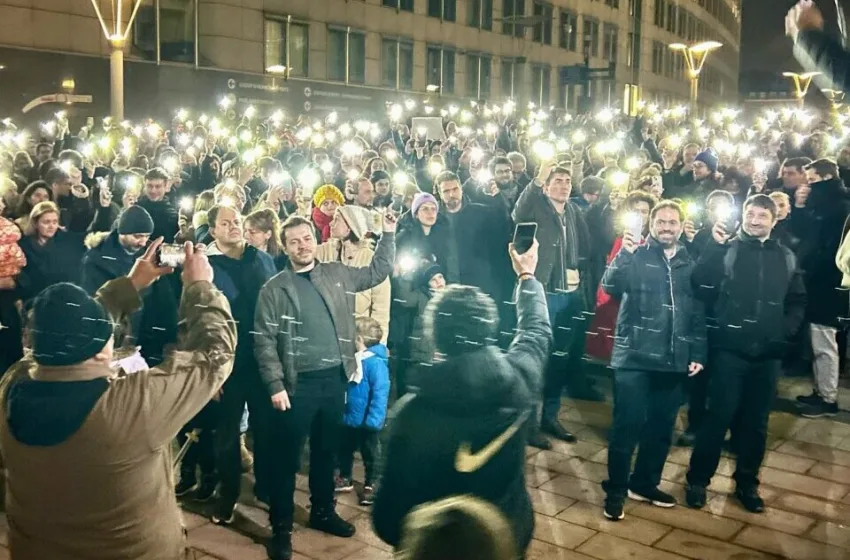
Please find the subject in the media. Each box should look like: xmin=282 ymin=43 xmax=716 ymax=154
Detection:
xmin=623 ymin=212 xmax=643 ymax=240
xmin=715 ymin=203 xmax=739 ymax=235
xmin=157 ymin=244 xmax=186 ymax=268
xmin=513 ymin=223 xmax=538 ymax=255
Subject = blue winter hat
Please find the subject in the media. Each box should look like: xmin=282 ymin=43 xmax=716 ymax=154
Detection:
xmin=694 ymin=150 xmax=719 ymax=173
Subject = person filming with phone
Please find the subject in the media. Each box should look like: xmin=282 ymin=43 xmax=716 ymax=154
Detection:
xmin=599 ymin=200 xmax=706 ymax=522
xmin=0 ymin=239 xmax=236 ymax=560
xmin=684 ymin=194 xmax=806 ymax=513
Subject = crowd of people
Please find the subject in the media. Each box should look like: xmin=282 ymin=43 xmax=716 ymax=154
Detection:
xmin=1 ymin=87 xmax=850 ymax=558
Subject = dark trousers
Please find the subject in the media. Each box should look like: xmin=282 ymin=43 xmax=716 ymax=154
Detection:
xmin=606 ymin=369 xmax=684 ymax=497
xmin=338 ymin=426 xmax=381 ymax=486
xmin=268 ymin=368 xmax=345 ymax=529
xmin=541 ymin=291 xmax=587 ymax=423
xmin=685 ymin=366 xmax=710 ymax=433
xmin=687 ymin=351 xmax=779 ymax=491
xmin=215 ymin=370 xmax=273 ymax=510
xmin=178 ymin=401 xmax=217 ymax=482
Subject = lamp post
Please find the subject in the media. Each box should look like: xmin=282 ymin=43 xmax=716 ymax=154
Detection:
xmin=782 ymin=71 xmax=821 ymax=108
xmin=669 ymin=41 xmax=723 ymax=110
xmin=89 ymin=0 xmax=146 ymax=121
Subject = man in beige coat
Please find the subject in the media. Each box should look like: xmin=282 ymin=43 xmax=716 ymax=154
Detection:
xmin=0 ymin=238 xmax=236 ymax=560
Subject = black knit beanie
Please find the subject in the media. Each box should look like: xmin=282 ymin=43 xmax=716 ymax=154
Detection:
xmin=117 ymin=205 xmax=155 ymax=235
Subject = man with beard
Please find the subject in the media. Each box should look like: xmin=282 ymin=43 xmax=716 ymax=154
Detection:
xmin=480 ymin=156 xmax=522 ymax=212
xmin=791 ymin=159 xmax=850 ymax=417
xmin=253 ymin=213 xmax=395 ymax=560
xmin=354 ymin=177 xmax=376 ymax=209
xmin=680 ymin=150 xmax=720 ymax=203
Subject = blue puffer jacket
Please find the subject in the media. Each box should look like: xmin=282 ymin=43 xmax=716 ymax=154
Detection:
xmin=344 ymin=344 xmax=390 ymax=430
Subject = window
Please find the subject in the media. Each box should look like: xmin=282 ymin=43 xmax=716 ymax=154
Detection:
xmin=604 ymin=0 xmax=619 ymax=8
xmin=559 ymin=10 xmax=577 ymax=51
xmin=466 ymin=54 xmax=492 ymax=99
xmin=677 ymin=8 xmax=686 ymax=36
xmin=428 ymin=0 xmax=456 ymax=21
xmin=382 ymin=38 xmax=414 ymax=89
xmin=653 ymin=0 xmax=665 ymax=27
xmin=531 ymin=65 xmax=550 ymax=105
xmin=665 ymin=1 xmax=676 ymax=33
xmin=501 ymin=59 xmax=519 ymax=98
xmin=133 ymin=0 xmax=197 ymax=64
xmin=532 ymin=2 xmax=553 ymax=44
xmin=626 ymin=32 xmax=635 ymax=67
xmin=651 ymin=40 xmax=663 ymax=74
xmin=427 ymin=46 xmax=456 ymax=94
xmin=502 ymin=0 xmax=525 ymax=37
xmin=468 ymin=0 xmax=493 ymax=29
xmin=602 ymin=23 xmax=618 ymax=62
xmin=327 ymin=28 xmax=365 ymax=84
xmin=583 ymin=18 xmax=599 ymax=58
xmin=264 ymin=17 xmax=308 ymax=77
xmin=383 ymin=0 xmax=414 ymax=11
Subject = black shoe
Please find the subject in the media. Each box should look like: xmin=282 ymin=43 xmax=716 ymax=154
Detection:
xmin=266 ymin=529 xmax=293 ymax=560
xmin=541 ymin=421 xmax=577 ymax=443
xmin=528 ymin=432 xmax=552 ymax=450
xmin=175 ymin=477 xmax=197 ymax=497
xmin=799 ymin=397 xmax=839 ymax=418
xmin=603 ymin=495 xmax=625 ymax=521
xmin=211 ymin=502 xmax=236 ymax=526
xmin=796 ymin=391 xmax=821 ymax=406
xmin=676 ymin=431 xmax=697 ymax=447
xmin=310 ymin=508 xmax=356 ymax=538
xmin=628 ymin=487 xmax=677 ymax=508
xmin=195 ymin=477 xmax=217 ymax=502
xmin=735 ymin=488 xmax=765 ymax=513
xmin=685 ymin=484 xmax=707 ymax=509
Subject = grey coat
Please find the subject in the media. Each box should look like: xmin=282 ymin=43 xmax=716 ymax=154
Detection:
xmin=253 ymin=232 xmax=395 ymax=396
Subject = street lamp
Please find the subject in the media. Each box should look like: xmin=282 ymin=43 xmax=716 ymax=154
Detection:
xmin=669 ymin=41 xmax=723 ymax=109
xmin=782 ymin=71 xmax=821 ymax=107
xmin=89 ymin=0 xmax=146 ymax=121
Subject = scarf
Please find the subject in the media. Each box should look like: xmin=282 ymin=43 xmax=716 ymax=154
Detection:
xmin=312 ymin=206 xmax=333 ymax=243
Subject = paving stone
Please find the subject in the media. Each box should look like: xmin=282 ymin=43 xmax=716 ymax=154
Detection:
xmin=805 ymin=520 xmax=850 ymax=550
xmin=773 ymin=492 xmax=850 ymax=522
xmin=757 ymin=467 xmax=849 ymax=501
xmin=187 ymin=523 xmax=270 ymax=560
xmin=339 ymin=544 xmax=393 ymax=559
xmin=762 ymin=450 xmax=817 ymax=474
xmin=526 ymin=466 xmax=559 ymax=488
xmin=627 ymin=503 xmax=744 ymax=541
xmin=555 ymin=501 xmax=672 ymax=546
xmin=704 ymin=495 xmax=816 ymax=536
xmin=532 ymin=513 xmax=597 ymax=550
xmin=549 ymin=438 xmax=607 ymax=460
xmin=350 ymin=514 xmax=392 ymax=552
xmin=734 ymin=526 xmax=848 ymax=560
xmin=551 ymin=457 xmax=609 ymax=483
xmin=654 ymin=528 xmax=775 ymax=560
xmin=807 ymin=462 xmax=850 ymax=485
xmin=792 ymin=421 xmax=850 ymax=448
xmin=776 ymin=440 xmax=850 ymax=467
xmin=539 ymin=474 xmax=607 ymax=506
xmin=526 ymin=538 xmax=597 ymax=560
xmin=528 ymin=450 xmax=575 ymax=471
xmin=527 ymin=487 xmax=577 ymax=516
xmin=576 ymin=532 xmax=688 ymax=560
xmin=183 ymin=511 xmax=212 ymax=531
xmin=291 ymin=527 xmax=367 ymax=560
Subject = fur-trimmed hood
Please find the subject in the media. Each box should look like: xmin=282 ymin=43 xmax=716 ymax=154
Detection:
xmin=84 ymin=231 xmax=111 ymax=250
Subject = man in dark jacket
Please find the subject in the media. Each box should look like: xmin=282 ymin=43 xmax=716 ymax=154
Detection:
xmin=513 ymin=160 xmax=596 ymax=448
xmin=685 ymin=195 xmax=806 ymax=513
xmin=253 ymin=214 xmax=395 ymax=560
xmin=137 ymin=167 xmax=179 ymax=243
xmin=372 ymin=239 xmax=549 ymax=556
xmin=678 ymin=150 xmax=720 ymax=203
xmin=789 ymin=159 xmax=850 ymax=417
xmin=205 ymin=204 xmax=278 ymax=524
xmin=600 ymin=200 xmax=707 ymax=521
xmin=80 ymin=205 xmax=181 ymax=367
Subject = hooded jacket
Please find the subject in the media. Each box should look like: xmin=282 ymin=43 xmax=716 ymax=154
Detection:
xmin=602 ymin=237 xmax=707 ymax=372
xmin=372 ymin=278 xmax=550 ymax=554
xmin=0 ymin=276 xmax=236 ymax=560
xmin=343 ymin=344 xmax=390 ymax=430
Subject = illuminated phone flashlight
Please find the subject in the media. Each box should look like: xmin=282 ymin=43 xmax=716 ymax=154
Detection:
xmin=178 ymin=133 xmax=190 ymax=147
xmin=623 ymin=211 xmax=642 ymax=231
xmin=41 ymin=121 xmax=56 ymax=135
xmin=404 ymin=99 xmax=416 ymax=111
xmin=503 ymin=100 xmax=515 ymax=114
xmin=448 ymin=105 xmax=459 ymax=116
xmin=180 ymin=197 xmax=194 ymax=212
xmin=243 ymin=148 xmax=259 ymax=165
xmin=685 ymin=202 xmax=700 ymax=218
xmin=243 ymin=106 xmax=257 ymax=120
xmin=311 ymin=133 xmax=325 ymax=147
xmin=715 ymin=202 xmax=732 ymax=223
xmin=610 ymin=171 xmax=630 ymax=188
xmin=398 ymin=254 xmax=418 ymax=274
xmin=429 ymin=161 xmax=443 ymax=176
xmin=485 ymin=123 xmax=498 ymax=135
xmin=476 ymin=169 xmax=493 ymax=184
xmin=55 ymin=110 xmax=66 ymax=120
xmin=460 ymin=110 xmax=473 ymax=123
xmin=298 ymin=168 xmax=321 ymax=190
xmin=470 ymin=147 xmax=484 ymax=162
xmin=385 ymin=148 xmax=397 ymax=161
xmin=571 ymin=130 xmax=587 ymax=144
xmin=121 ymin=138 xmax=133 ymax=157
xmin=532 ymin=140 xmax=554 ymax=161
xmin=320 ymin=160 xmax=334 ymax=174
xmin=103 ymin=116 xmax=113 ymax=128
xmin=416 ymin=126 xmax=427 ymax=138
xmin=176 ymin=108 xmax=188 ymax=121
xmin=125 ymin=175 xmax=140 ymax=191
xmin=347 ymin=169 xmax=360 ymax=181
xmin=393 ymin=172 xmax=409 ymax=187
xmin=355 ymin=120 xmax=371 ymax=133
xmin=556 ymin=138 xmax=570 ymax=152
xmin=164 ymin=157 xmax=180 ymax=174
xmin=326 ymin=111 xmax=338 ymax=125
xmin=59 ymin=160 xmax=74 ymax=174
xmin=596 ymin=108 xmax=614 ymax=123
xmin=424 ymin=105 xmax=434 ymax=115
xmin=342 ymin=140 xmax=361 ymax=157
xmin=82 ymin=144 xmax=95 ymax=158
xmin=146 ymin=123 xmax=161 ymax=138
xmin=754 ymin=158 xmax=768 ymax=173
xmin=625 ymin=157 xmax=640 ymax=171
xmin=269 ymin=171 xmax=289 ymax=186
xmin=268 ymin=135 xmax=281 ymax=148
xmin=389 ymin=104 xmax=403 ymax=121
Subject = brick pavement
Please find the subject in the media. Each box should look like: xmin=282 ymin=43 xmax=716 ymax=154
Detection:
xmin=2 ymin=375 xmax=850 ymax=559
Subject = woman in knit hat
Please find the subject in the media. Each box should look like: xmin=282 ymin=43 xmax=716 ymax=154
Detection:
xmin=315 ymin=205 xmax=390 ymax=343
xmin=312 ymin=184 xmax=345 ymax=242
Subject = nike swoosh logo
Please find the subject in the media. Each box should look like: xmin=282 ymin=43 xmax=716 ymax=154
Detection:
xmin=454 ymin=410 xmax=531 ymax=474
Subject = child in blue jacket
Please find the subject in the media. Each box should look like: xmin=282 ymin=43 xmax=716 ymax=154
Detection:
xmin=336 ymin=317 xmax=391 ymax=506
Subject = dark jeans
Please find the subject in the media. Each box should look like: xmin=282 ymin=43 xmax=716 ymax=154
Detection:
xmin=541 ymin=291 xmax=587 ymax=423
xmin=267 ymin=367 xmax=346 ymax=529
xmin=215 ymin=370 xmax=273 ymax=510
xmin=178 ymin=401 xmax=217 ymax=483
xmin=685 ymin=365 xmax=710 ymax=434
xmin=338 ymin=426 xmax=381 ymax=486
xmin=687 ymin=351 xmax=779 ymax=491
xmin=606 ymin=369 xmax=685 ymax=497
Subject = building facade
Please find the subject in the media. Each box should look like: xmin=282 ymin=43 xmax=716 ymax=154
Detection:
xmin=0 ymin=0 xmax=741 ymax=119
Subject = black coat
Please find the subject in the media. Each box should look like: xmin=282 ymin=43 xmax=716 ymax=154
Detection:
xmin=137 ymin=197 xmax=179 ymax=243
xmin=395 ymin=213 xmax=458 ymax=283
xmin=788 ymin=177 xmax=850 ymax=326
xmin=372 ymin=279 xmax=551 ymax=555
xmin=693 ymin=233 xmax=806 ymax=360
xmin=602 ymin=237 xmax=707 ymax=372
xmin=17 ymin=230 xmax=87 ymax=302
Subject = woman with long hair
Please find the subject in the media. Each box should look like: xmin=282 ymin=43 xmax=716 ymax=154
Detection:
xmin=244 ymin=208 xmax=287 ymax=270
xmin=15 ymin=181 xmax=54 ymax=229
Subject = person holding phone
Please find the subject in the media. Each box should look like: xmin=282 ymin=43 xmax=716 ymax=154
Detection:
xmin=600 ymin=200 xmax=706 ymax=521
